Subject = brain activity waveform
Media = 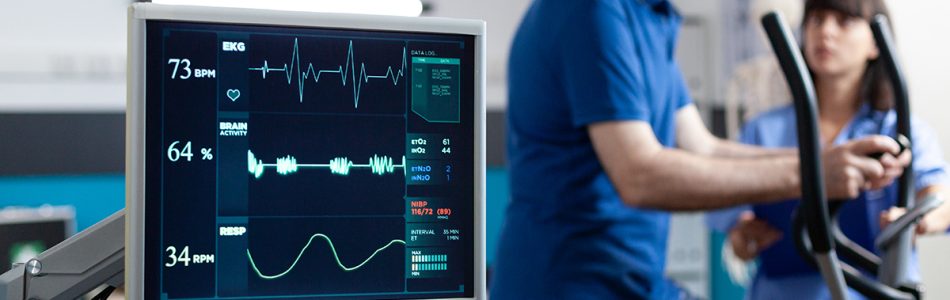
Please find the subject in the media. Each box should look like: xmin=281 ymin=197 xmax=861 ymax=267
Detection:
xmin=248 ymin=38 xmax=407 ymax=108
xmin=246 ymin=233 xmax=406 ymax=280
xmin=247 ymin=150 xmax=405 ymax=178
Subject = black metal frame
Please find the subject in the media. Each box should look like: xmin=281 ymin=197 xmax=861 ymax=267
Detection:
xmin=761 ymin=12 xmax=937 ymax=300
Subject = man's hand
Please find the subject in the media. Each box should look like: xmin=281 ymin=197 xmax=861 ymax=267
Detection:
xmin=822 ymin=136 xmax=911 ymax=200
xmin=729 ymin=211 xmax=783 ymax=261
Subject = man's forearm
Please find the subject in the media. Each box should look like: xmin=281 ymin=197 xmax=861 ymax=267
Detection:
xmin=613 ymin=148 xmax=801 ymax=211
xmin=710 ymin=138 xmax=796 ymax=158
xmin=591 ymin=120 xmax=805 ymax=211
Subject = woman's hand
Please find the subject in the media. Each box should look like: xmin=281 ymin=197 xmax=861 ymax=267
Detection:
xmin=880 ymin=186 xmax=950 ymax=236
xmin=729 ymin=211 xmax=783 ymax=261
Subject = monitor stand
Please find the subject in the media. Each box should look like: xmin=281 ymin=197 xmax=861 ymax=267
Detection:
xmin=0 ymin=210 xmax=124 ymax=300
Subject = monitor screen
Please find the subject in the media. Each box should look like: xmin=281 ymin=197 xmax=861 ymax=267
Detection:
xmin=129 ymin=5 xmax=484 ymax=299
xmin=0 ymin=206 xmax=73 ymax=267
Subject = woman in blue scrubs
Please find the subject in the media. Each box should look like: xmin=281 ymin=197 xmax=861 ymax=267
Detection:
xmin=708 ymin=0 xmax=950 ymax=299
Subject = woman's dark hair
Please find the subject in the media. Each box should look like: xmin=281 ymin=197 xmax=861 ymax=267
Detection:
xmin=802 ymin=0 xmax=893 ymax=111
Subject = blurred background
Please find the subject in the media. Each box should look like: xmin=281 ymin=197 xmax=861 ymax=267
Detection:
xmin=1 ymin=0 xmax=948 ymax=298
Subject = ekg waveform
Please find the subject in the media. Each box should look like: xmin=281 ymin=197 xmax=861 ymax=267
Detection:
xmin=246 ymin=233 xmax=406 ymax=280
xmin=247 ymin=150 xmax=405 ymax=178
xmin=248 ymin=38 xmax=407 ymax=108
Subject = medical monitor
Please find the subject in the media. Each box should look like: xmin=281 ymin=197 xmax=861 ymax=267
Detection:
xmin=127 ymin=4 xmax=485 ymax=299
xmin=0 ymin=206 xmax=74 ymax=267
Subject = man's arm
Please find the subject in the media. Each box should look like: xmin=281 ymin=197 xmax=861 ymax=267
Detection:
xmin=675 ymin=104 xmax=792 ymax=158
xmin=590 ymin=120 xmax=798 ymax=211
xmin=589 ymin=120 xmax=906 ymax=211
xmin=682 ymin=103 xmax=910 ymax=190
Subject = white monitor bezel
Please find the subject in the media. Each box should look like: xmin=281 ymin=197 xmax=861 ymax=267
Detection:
xmin=126 ymin=3 xmax=486 ymax=299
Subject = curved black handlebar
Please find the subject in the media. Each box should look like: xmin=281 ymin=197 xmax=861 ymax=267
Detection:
xmin=761 ymin=12 xmax=930 ymax=300
xmin=870 ymin=15 xmax=914 ymax=209
xmin=760 ymin=11 xmax=834 ymax=253
xmin=760 ymin=12 xmax=848 ymax=299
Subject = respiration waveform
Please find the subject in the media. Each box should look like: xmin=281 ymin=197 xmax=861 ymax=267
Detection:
xmin=246 ymin=233 xmax=406 ymax=280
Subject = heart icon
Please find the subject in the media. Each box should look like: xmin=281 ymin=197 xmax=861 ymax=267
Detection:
xmin=226 ymin=89 xmax=241 ymax=102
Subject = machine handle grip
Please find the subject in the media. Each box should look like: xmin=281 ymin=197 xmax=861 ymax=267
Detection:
xmin=876 ymin=195 xmax=943 ymax=250
xmin=761 ymin=11 xmax=835 ymax=253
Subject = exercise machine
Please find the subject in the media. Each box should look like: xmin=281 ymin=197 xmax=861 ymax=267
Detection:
xmin=762 ymin=11 xmax=943 ymax=300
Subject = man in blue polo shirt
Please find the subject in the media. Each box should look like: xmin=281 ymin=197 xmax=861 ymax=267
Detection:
xmin=491 ymin=0 xmax=911 ymax=298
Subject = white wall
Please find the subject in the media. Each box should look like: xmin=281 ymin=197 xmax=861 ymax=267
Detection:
xmin=918 ymin=235 xmax=950 ymax=298
xmin=0 ymin=0 xmax=130 ymax=112
xmin=672 ymin=0 xmax=727 ymax=104
xmin=887 ymin=0 xmax=950 ymax=165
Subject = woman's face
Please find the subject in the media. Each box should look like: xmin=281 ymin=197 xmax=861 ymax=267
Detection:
xmin=803 ymin=9 xmax=878 ymax=79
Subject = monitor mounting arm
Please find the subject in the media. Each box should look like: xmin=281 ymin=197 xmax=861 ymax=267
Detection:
xmin=0 ymin=210 xmax=124 ymax=300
